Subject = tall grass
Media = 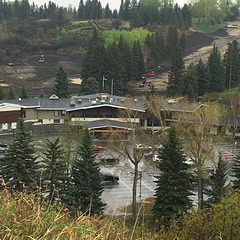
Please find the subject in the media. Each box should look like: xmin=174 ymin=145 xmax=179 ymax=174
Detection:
xmin=0 ymin=183 xmax=157 ymax=239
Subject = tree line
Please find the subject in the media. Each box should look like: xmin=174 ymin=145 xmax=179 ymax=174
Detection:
xmin=0 ymin=0 xmax=238 ymax=29
xmin=167 ymin=40 xmax=240 ymax=99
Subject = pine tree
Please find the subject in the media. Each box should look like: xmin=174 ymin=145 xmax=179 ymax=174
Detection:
xmin=205 ymin=154 xmax=229 ymax=206
xmin=71 ymin=128 xmax=105 ymax=215
xmin=223 ymin=40 xmax=240 ymax=89
xmin=0 ymin=118 xmax=39 ymax=191
xmin=41 ymin=137 xmax=67 ymax=204
xmin=54 ymin=66 xmax=70 ymax=98
xmin=184 ymin=63 xmax=198 ymax=98
xmin=20 ymin=85 xmax=28 ymax=99
xmin=196 ymin=58 xmax=209 ymax=96
xmin=167 ymin=46 xmax=185 ymax=97
xmin=207 ymin=44 xmax=226 ymax=92
xmin=78 ymin=0 xmax=84 ymax=19
xmin=166 ymin=26 xmax=178 ymax=57
xmin=8 ymin=85 xmax=15 ymax=99
xmin=232 ymin=154 xmax=240 ymax=189
xmin=132 ymin=40 xmax=145 ymax=78
xmin=153 ymin=127 xmax=192 ymax=225
xmin=81 ymin=77 xmax=99 ymax=95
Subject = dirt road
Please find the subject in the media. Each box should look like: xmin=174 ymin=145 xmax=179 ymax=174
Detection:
xmin=129 ymin=21 xmax=240 ymax=96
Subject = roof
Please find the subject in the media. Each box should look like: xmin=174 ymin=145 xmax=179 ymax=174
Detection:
xmin=87 ymin=119 xmax=133 ymax=130
xmin=0 ymin=93 xmax=145 ymax=112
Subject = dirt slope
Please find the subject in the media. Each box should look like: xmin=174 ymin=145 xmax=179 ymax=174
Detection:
xmin=1 ymin=21 xmax=240 ymax=97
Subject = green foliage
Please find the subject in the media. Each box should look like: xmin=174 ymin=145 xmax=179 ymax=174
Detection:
xmin=20 ymin=84 xmax=28 ymax=99
xmin=153 ymin=127 xmax=192 ymax=225
xmin=167 ymin=46 xmax=185 ymax=96
xmin=8 ymin=85 xmax=15 ymax=99
xmin=41 ymin=137 xmax=68 ymax=204
xmin=207 ymin=44 xmax=226 ymax=92
xmin=205 ymin=154 xmax=230 ymax=207
xmin=54 ymin=66 xmax=70 ymax=98
xmin=71 ymin=128 xmax=105 ymax=215
xmin=103 ymin=28 xmax=152 ymax=47
xmin=191 ymin=21 xmax=224 ymax=33
xmin=0 ymin=118 xmax=39 ymax=191
xmin=81 ymin=77 xmax=99 ymax=95
xmin=232 ymin=154 xmax=240 ymax=189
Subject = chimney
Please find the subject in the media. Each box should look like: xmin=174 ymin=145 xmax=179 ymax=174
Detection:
xmin=70 ymin=98 xmax=75 ymax=106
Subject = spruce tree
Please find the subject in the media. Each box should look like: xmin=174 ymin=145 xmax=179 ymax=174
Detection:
xmin=167 ymin=46 xmax=185 ymax=97
xmin=20 ymin=84 xmax=28 ymax=99
xmin=71 ymin=128 xmax=105 ymax=215
xmin=207 ymin=44 xmax=225 ymax=92
xmin=153 ymin=127 xmax=192 ymax=225
xmin=232 ymin=154 xmax=240 ymax=189
xmin=0 ymin=118 xmax=39 ymax=191
xmin=54 ymin=66 xmax=70 ymax=98
xmin=196 ymin=58 xmax=209 ymax=96
xmin=8 ymin=85 xmax=15 ymax=99
xmin=41 ymin=137 xmax=67 ymax=204
xmin=81 ymin=77 xmax=99 ymax=95
xmin=205 ymin=154 xmax=229 ymax=207
xmin=223 ymin=40 xmax=240 ymax=89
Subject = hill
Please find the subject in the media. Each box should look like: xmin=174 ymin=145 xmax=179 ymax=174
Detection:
xmin=0 ymin=20 xmax=239 ymax=98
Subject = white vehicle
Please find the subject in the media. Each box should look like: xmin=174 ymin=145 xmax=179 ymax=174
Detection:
xmin=227 ymin=24 xmax=238 ymax=28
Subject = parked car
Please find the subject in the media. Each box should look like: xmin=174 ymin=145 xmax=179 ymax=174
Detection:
xmin=92 ymin=145 xmax=103 ymax=151
xmin=99 ymin=154 xmax=119 ymax=164
xmin=102 ymin=173 xmax=119 ymax=183
xmin=144 ymin=71 xmax=155 ymax=77
xmin=0 ymin=142 xmax=7 ymax=148
xmin=135 ymin=144 xmax=152 ymax=151
xmin=153 ymin=154 xmax=160 ymax=162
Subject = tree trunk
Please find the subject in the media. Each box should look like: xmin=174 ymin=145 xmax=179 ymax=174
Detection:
xmin=132 ymin=162 xmax=139 ymax=219
xmin=197 ymin=173 xmax=203 ymax=209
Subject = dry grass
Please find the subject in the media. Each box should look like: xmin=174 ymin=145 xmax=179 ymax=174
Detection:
xmin=117 ymin=196 xmax=156 ymax=215
xmin=0 ymin=184 xmax=157 ymax=239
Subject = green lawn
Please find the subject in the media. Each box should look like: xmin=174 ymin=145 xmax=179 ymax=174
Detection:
xmin=191 ymin=21 xmax=224 ymax=33
xmin=218 ymin=87 xmax=240 ymax=99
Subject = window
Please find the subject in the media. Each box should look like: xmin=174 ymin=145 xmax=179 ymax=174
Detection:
xmin=8 ymin=123 xmax=11 ymax=130
xmin=54 ymin=119 xmax=60 ymax=124
xmin=54 ymin=110 xmax=66 ymax=116
xmin=0 ymin=124 xmax=2 ymax=131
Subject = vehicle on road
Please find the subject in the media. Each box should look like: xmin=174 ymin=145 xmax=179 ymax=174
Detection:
xmin=102 ymin=173 xmax=119 ymax=183
xmin=92 ymin=145 xmax=103 ymax=151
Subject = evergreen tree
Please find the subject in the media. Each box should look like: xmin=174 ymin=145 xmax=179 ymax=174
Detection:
xmin=184 ymin=63 xmax=198 ymax=98
xmin=8 ymin=85 xmax=15 ymax=99
xmin=20 ymin=85 xmax=28 ymax=99
xmin=153 ymin=127 xmax=192 ymax=225
xmin=232 ymin=154 xmax=240 ymax=189
xmin=179 ymin=32 xmax=186 ymax=52
xmin=132 ymin=40 xmax=145 ymax=78
xmin=205 ymin=154 xmax=229 ymax=206
xmin=78 ymin=0 xmax=84 ymax=19
xmin=54 ymin=66 xmax=70 ymax=98
xmin=167 ymin=46 xmax=185 ymax=96
xmin=41 ymin=137 xmax=67 ymax=204
xmin=207 ymin=44 xmax=226 ymax=92
xmin=71 ymin=128 xmax=105 ymax=215
xmin=0 ymin=118 xmax=39 ymax=191
xmin=0 ymin=86 xmax=4 ymax=100
xmin=223 ymin=40 xmax=240 ymax=89
xmin=104 ymin=3 xmax=111 ymax=18
xmin=81 ymin=77 xmax=99 ymax=95
xmin=166 ymin=26 xmax=178 ymax=57
xmin=196 ymin=58 xmax=209 ymax=96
